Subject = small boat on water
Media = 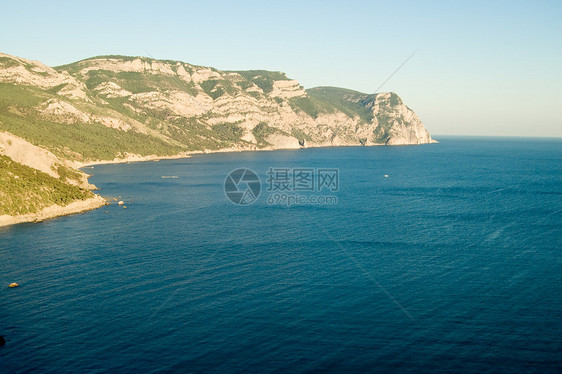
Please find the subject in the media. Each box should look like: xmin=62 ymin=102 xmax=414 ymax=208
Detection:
xmin=161 ymin=176 xmax=179 ymax=179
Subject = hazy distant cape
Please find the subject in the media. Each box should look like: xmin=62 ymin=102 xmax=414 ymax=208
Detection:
xmin=0 ymin=52 xmax=434 ymax=223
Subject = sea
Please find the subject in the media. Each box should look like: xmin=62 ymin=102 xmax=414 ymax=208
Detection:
xmin=1 ymin=137 xmax=561 ymax=373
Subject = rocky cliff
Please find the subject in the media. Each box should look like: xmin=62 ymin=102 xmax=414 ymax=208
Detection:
xmin=1 ymin=53 xmax=434 ymax=162
xmin=0 ymin=52 xmax=435 ymax=223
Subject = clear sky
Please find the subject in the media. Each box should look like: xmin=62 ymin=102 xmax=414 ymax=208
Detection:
xmin=1 ymin=0 xmax=561 ymax=137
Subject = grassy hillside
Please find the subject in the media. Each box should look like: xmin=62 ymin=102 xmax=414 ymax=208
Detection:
xmin=307 ymin=87 xmax=376 ymax=122
xmin=232 ymin=70 xmax=290 ymax=94
xmin=19 ymin=55 xmax=424 ymax=153
xmin=0 ymin=154 xmax=92 ymax=215
xmin=0 ymin=83 xmax=185 ymax=160
xmin=50 ymin=57 xmax=297 ymax=151
xmin=57 ymin=56 xmax=291 ymax=99
xmin=0 ymin=53 xmax=432 ymax=221
xmin=0 ymin=54 xmax=432 ymax=160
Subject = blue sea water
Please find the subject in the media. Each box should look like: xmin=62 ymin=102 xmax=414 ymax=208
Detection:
xmin=1 ymin=137 xmax=561 ymax=373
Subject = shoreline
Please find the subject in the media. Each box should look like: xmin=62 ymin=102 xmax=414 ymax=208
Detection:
xmin=75 ymin=140 xmax=439 ymax=168
xmin=1 ymin=141 xmax=438 ymax=228
xmin=0 ymin=194 xmax=107 ymax=228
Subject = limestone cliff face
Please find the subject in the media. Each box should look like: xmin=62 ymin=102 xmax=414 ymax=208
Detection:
xmin=0 ymin=53 xmax=435 ymax=163
xmin=0 ymin=53 xmax=90 ymax=101
xmin=371 ymin=93 xmax=433 ymax=145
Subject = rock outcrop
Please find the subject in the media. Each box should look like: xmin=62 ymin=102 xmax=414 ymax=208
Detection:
xmin=0 ymin=52 xmax=436 ymax=225
xmin=0 ymin=53 xmax=435 ymax=159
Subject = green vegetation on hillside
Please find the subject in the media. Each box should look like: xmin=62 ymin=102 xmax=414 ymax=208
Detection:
xmin=54 ymin=163 xmax=83 ymax=183
xmin=288 ymin=96 xmax=329 ymax=118
xmin=233 ymin=70 xmax=289 ymax=94
xmin=0 ymin=56 xmax=20 ymax=68
xmin=0 ymin=112 xmax=184 ymax=161
xmin=212 ymin=123 xmax=244 ymax=142
xmin=0 ymin=53 xmax=429 ymax=221
xmin=372 ymin=113 xmax=395 ymax=143
xmin=250 ymin=122 xmax=277 ymax=146
xmin=1 ymin=54 xmax=421 ymax=164
xmin=0 ymin=83 xmax=46 ymax=107
xmin=0 ymin=85 xmax=185 ymax=160
xmin=0 ymin=155 xmax=92 ymax=215
xmin=161 ymin=117 xmax=249 ymax=151
xmin=82 ymin=70 xmax=199 ymax=96
xmin=200 ymin=79 xmax=237 ymax=100
xmin=307 ymin=87 xmax=375 ymax=122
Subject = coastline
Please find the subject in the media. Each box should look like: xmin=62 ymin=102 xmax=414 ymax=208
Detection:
xmin=74 ymin=140 xmax=439 ymax=168
xmin=73 ymin=145 xmax=297 ymax=168
xmin=0 ymin=194 xmax=107 ymax=228
xmin=74 ymin=152 xmax=196 ymax=168
xmin=1 ymin=141 xmax=439 ymax=228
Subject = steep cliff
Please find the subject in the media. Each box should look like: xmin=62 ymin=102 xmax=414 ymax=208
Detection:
xmin=1 ymin=53 xmax=434 ymax=162
xmin=0 ymin=52 xmax=435 ymax=222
